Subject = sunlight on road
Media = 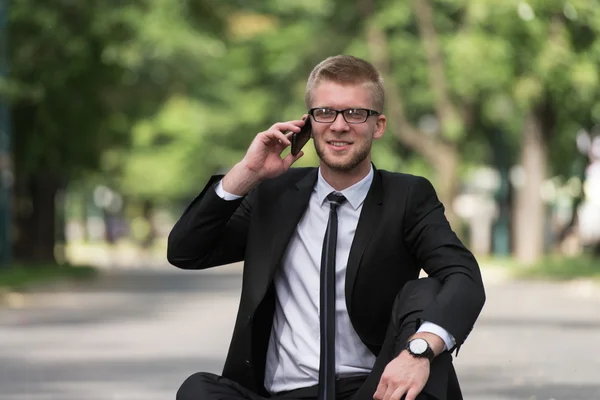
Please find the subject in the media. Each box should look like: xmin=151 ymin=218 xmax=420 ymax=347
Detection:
xmin=1 ymin=266 xmax=599 ymax=400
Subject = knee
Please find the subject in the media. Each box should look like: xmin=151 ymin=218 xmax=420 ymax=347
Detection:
xmin=177 ymin=372 xmax=218 ymax=400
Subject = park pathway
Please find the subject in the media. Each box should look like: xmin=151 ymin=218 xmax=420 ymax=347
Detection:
xmin=1 ymin=263 xmax=599 ymax=400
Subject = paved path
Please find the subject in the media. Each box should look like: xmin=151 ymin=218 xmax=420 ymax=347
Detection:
xmin=1 ymin=264 xmax=599 ymax=400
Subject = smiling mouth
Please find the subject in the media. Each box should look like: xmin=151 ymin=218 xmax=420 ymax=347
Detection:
xmin=328 ymin=141 xmax=352 ymax=147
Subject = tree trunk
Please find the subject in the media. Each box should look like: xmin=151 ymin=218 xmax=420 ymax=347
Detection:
xmin=513 ymin=111 xmax=548 ymax=265
xmin=54 ymin=187 xmax=67 ymax=263
xmin=141 ymin=199 xmax=156 ymax=249
xmin=13 ymin=172 xmax=62 ymax=263
xmin=432 ymin=149 xmax=460 ymax=230
xmin=359 ymin=0 xmax=463 ymax=231
xmin=82 ymin=190 xmax=90 ymax=242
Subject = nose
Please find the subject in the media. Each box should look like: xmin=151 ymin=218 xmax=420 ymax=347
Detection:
xmin=330 ymin=112 xmax=349 ymax=131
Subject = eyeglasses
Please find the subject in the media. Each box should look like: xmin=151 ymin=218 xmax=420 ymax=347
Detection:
xmin=309 ymin=108 xmax=380 ymax=124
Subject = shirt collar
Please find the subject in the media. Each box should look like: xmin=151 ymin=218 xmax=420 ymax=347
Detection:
xmin=316 ymin=165 xmax=374 ymax=210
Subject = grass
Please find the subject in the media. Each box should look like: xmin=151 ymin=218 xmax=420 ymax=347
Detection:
xmin=503 ymin=255 xmax=600 ymax=281
xmin=0 ymin=262 xmax=98 ymax=292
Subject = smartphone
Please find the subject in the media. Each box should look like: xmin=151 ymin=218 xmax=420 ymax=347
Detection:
xmin=291 ymin=118 xmax=312 ymax=156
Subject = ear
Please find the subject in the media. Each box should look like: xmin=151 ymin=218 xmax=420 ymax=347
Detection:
xmin=373 ymin=114 xmax=386 ymax=140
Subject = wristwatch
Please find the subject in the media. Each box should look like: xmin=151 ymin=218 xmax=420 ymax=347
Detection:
xmin=406 ymin=338 xmax=434 ymax=362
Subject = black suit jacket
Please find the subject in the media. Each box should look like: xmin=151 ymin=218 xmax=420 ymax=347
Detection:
xmin=167 ymin=166 xmax=486 ymax=396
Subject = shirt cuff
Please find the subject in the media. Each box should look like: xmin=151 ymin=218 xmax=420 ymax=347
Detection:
xmin=215 ymin=180 xmax=243 ymax=201
xmin=417 ymin=321 xmax=456 ymax=352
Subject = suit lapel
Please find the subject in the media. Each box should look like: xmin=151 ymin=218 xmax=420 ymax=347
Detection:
xmin=265 ymin=169 xmax=318 ymax=282
xmin=345 ymin=168 xmax=384 ymax=315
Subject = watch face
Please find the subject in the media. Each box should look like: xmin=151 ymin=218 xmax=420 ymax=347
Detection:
xmin=409 ymin=338 xmax=428 ymax=354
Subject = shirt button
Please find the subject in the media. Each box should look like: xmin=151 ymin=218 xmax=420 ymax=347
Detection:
xmin=245 ymin=359 xmax=252 ymax=367
xmin=246 ymin=315 xmax=253 ymax=324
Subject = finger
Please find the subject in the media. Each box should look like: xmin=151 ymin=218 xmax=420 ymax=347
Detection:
xmin=272 ymin=121 xmax=304 ymax=133
xmin=392 ymin=385 xmax=411 ymax=400
xmin=284 ymin=130 xmax=294 ymax=139
xmin=373 ymin=382 xmax=386 ymax=400
xmin=404 ymin=387 xmax=421 ymax=400
xmin=282 ymin=150 xmax=303 ymax=169
xmin=384 ymin=384 xmax=401 ymax=400
xmin=263 ymin=129 xmax=291 ymax=146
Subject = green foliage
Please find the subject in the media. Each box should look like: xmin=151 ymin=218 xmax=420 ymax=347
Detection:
xmin=7 ymin=0 xmax=229 ymax=181
xmin=8 ymin=0 xmax=600 ymax=204
xmin=445 ymin=0 xmax=600 ymax=176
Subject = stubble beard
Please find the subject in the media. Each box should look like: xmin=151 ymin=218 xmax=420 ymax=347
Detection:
xmin=314 ymin=139 xmax=372 ymax=172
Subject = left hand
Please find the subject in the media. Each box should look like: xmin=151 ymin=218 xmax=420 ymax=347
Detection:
xmin=373 ymin=350 xmax=430 ymax=400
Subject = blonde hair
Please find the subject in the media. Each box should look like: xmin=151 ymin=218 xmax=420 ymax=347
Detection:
xmin=304 ymin=55 xmax=385 ymax=112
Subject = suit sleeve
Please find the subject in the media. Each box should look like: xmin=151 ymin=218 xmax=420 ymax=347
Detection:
xmin=403 ymin=176 xmax=486 ymax=351
xmin=166 ymin=175 xmax=254 ymax=270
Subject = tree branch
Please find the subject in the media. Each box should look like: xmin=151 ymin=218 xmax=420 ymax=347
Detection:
xmin=412 ymin=0 xmax=462 ymax=137
xmin=357 ymin=0 xmax=462 ymax=226
xmin=357 ymin=0 xmax=442 ymax=162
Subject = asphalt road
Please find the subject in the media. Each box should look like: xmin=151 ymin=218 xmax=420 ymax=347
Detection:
xmin=1 ymin=263 xmax=599 ymax=400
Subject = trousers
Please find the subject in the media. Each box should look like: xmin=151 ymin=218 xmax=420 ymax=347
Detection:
xmin=176 ymin=278 xmax=462 ymax=400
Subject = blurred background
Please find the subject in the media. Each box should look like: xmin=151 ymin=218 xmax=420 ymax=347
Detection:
xmin=1 ymin=0 xmax=600 ymax=271
xmin=1 ymin=0 xmax=600 ymax=399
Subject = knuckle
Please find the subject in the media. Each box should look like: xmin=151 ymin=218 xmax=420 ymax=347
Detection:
xmin=392 ymin=378 xmax=403 ymax=387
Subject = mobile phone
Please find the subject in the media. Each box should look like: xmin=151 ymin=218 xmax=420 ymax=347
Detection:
xmin=291 ymin=118 xmax=312 ymax=156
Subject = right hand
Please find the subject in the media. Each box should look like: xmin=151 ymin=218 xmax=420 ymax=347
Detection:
xmin=242 ymin=119 xmax=306 ymax=179
xmin=222 ymin=119 xmax=306 ymax=195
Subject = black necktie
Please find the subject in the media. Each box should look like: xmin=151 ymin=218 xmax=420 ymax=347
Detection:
xmin=318 ymin=192 xmax=347 ymax=400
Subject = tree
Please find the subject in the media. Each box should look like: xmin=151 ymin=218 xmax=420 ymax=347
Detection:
xmin=353 ymin=0 xmax=475 ymax=229
xmin=8 ymin=1 xmax=129 ymax=261
xmin=114 ymin=1 xmax=368 ymax=208
xmin=10 ymin=0 xmax=596 ymax=265
xmin=6 ymin=0 xmax=228 ymax=262
xmin=357 ymin=0 xmax=600 ymax=263
xmin=461 ymin=0 xmax=600 ymax=263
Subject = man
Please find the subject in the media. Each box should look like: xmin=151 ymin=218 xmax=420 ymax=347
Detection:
xmin=167 ymin=55 xmax=485 ymax=400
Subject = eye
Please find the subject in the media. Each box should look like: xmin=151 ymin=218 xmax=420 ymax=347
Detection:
xmin=345 ymin=109 xmax=367 ymax=121
xmin=315 ymin=108 xmax=335 ymax=117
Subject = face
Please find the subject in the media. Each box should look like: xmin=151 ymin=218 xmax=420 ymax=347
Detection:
xmin=309 ymin=81 xmax=386 ymax=174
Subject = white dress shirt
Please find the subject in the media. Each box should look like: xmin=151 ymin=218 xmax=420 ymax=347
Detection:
xmin=214 ymin=166 xmax=455 ymax=394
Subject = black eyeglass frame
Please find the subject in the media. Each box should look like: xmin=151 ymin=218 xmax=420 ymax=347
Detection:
xmin=308 ymin=107 xmax=381 ymax=124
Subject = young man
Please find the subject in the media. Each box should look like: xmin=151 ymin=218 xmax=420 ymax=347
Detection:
xmin=168 ymin=55 xmax=485 ymax=400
